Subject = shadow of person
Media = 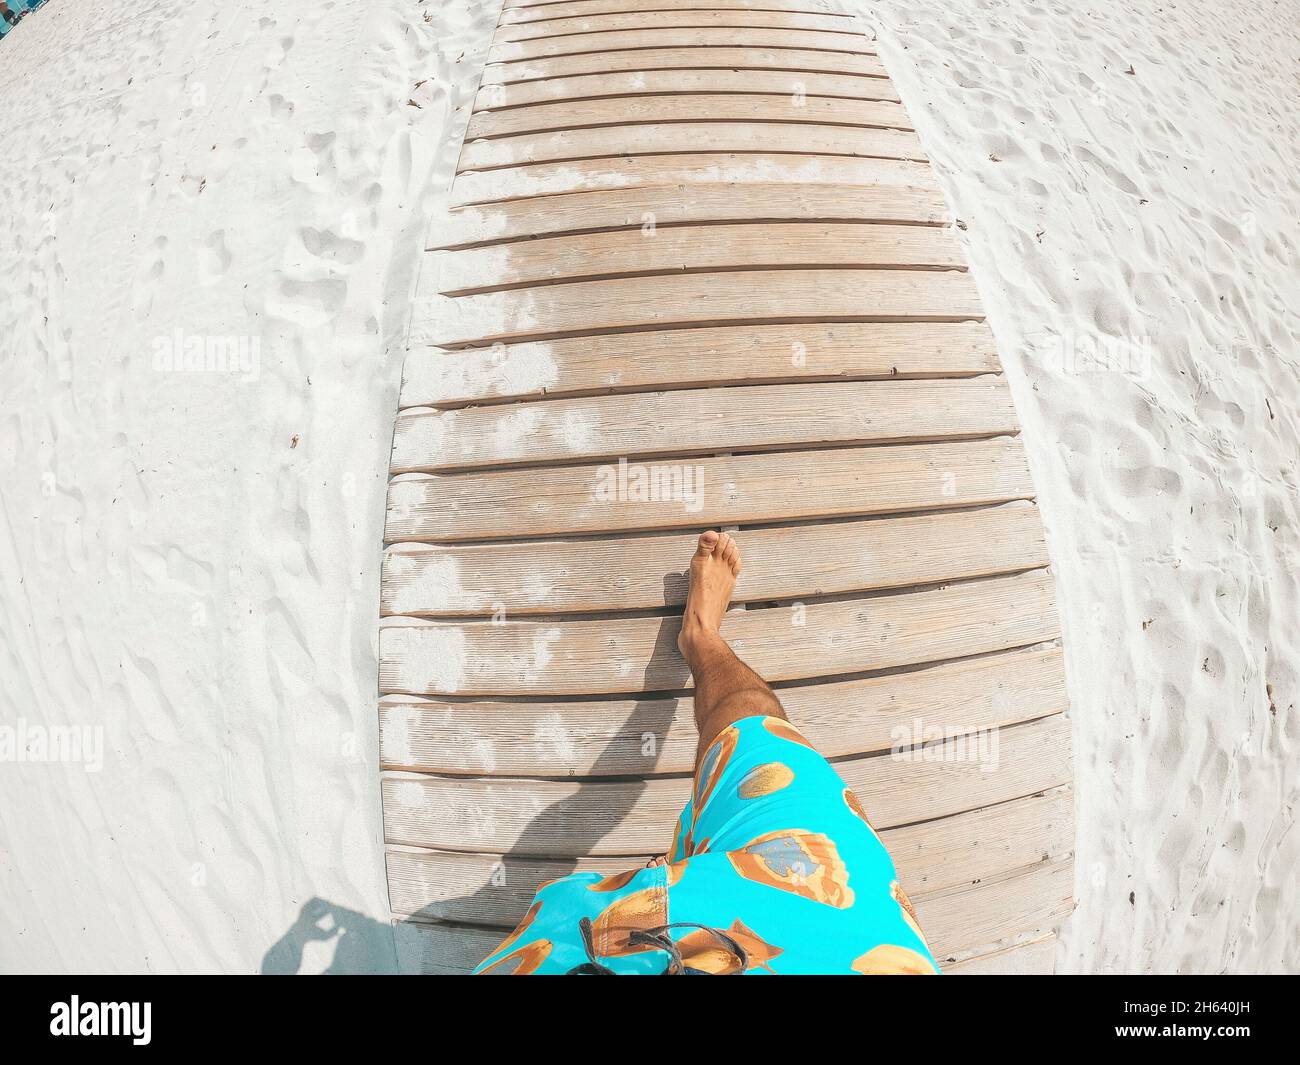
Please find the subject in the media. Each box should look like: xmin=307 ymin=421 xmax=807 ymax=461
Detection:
xmin=263 ymin=579 xmax=694 ymax=975
xmin=262 ymin=896 xmax=400 ymax=974
xmin=395 ymin=599 xmax=693 ymax=973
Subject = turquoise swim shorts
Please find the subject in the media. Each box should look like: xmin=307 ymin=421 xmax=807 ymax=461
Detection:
xmin=473 ymin=714 xmax=939 ymax=975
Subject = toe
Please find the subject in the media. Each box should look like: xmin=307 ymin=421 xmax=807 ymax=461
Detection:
xmin=716 ymin=532 xmax=733 ymax=559
xmin=694 ymin=530 xmax=720 ymax=558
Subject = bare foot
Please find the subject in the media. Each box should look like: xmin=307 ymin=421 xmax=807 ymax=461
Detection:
xmin=677 ymin=530 xmax=741 ymax=657
xmin=645 ymin=855 xmax=667 ymax=869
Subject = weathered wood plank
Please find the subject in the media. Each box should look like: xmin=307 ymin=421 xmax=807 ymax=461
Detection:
xmin=392 ymin=920 xmax=503 ymax=976
xmin=466 ymin=94 xmax=912 ymax=140
xmin=401 ymin=322 xmax=996 ymax=407
xmin=385 ymin=786 xmax=1074 ymax=920
xmin=412 ymin=269 xmax=982 ymax=347
xmin=385 ymin=436 xmax=1036 ymax=542
xmin=922 ymin=859 xmax=1074 ymax=967
xmin=430 ymin=183 xmax=947 ymax=250
xmin=887 ymin=788 xmax=1074 ymax=898
xmin=450 ymin=154 xmax=933 ymax=205
xmin=497 ymin=10 xmax=859 ymax=41
xmin=378 ymin=643 xmax=1066 ymax=775
xmin=944 ymin=933 xmax=1058 ymax=974
xmin=379 ymin=569 xmax=1059 ymax=696
xmin=489 ymin=28 xmax=875 ymax=65
xmin=381 ymin=503 xmax=1047 ymax=617
xmin=458 ymin=122 xmax=925 ymax=171
xmin=475 ymin=69 xmax=900 ymax=110
xmin=391 ymin=377 xmax=1011 ymax=473
xmin=437 ymin=222 xmax=957 ymax=295
xmin=480 ymin=48 xmax=888 ymax=86
xmin=381 ymin=712 xmax=1071 ymax=856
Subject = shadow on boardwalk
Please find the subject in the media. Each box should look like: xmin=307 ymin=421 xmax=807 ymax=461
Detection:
xmin=263 ymin=614 xmax=688 ymax=974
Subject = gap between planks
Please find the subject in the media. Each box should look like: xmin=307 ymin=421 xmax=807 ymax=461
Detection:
xmin=384 ymin=436 xmax=1035 ymax=542
xmin=432 ymin=222 xmax=962 ymax=296
xmin=378 ymin=569 xmax=1060 ymax=697
xmin=401 ymin=321 xmax=994 ymax=409
xmin=384 ymin=785 xmax=1074 ymax=920
xmin=380 ymin=502 xmax=1048 ymax=617
xmin=488 ymin=29 xmax=879 ymax=68
xmin=378 ymin=643 xmax=1067 ymax=776
xmin=457 ymin=123 xmax=926 ymax=172
xmin=428 ymin=183 xmax=949 ymax=250
xmin=449 ymin=154 xmax=937 ymax=206
xmin=380 ymin=712 xmax=1071 ymax=855
xmin=465 ymin=94 xmax=913 ymax=140
xmin=481 ymin=48 xmax=888 ymax=87
xmin=389 ymin=378 xmax=1013 ymax=474
xmin=473 ymin=71 xmax=902 ymax=111
xmin=411 ymin=270 xmax=984 ymax=347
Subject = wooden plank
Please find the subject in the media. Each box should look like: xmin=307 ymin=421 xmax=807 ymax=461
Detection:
xmin=390 ymin=377 xmax=1012 ymax=473
xmin=920 ymin=858 xmax=1074 ymax=964
xmin=466 ymin=94 xmax=912 ymax=140
xmin=458 ymin=122 xmax=925 ymax=171
xmin=436 ymin=222 xmax=958 ymax=295
xmin=379 ymin=569 xmax=1059 ymax=696
xmin=379 ymin=643 xmax=1067 ymax=775
xmin=395 ymin=858 xmax=1070 ymax=973
xmin=382 ymin=503 xmax=1047 ymax=617
xmin=475 ymin=69 xmax=901 ymax=110
xmin=381 ymin=712 xmax=1071 ymax=855
xmin=450 ymin=154 xmax=934 ymax=205
xmin=384 ymin=786 xmax=1074 ymax=920
xmin=503 ymin=0 xmax=853 ymax=14
xmin=497 ymin=10 xmax=859 ymax=41
xmin=393 ymin=920 xmax=509 ymax=976
xmin=480 ymin=48 xmax=888 ymax=85
xmin=944 ymin=933 xmax=1057 ymax=975
xmin=385 ymin=436 xmax=1036 ymax=542
xmin=412 ymin=270 xmax=981 ymax=347
xmin=429 ymin=184 xmax=948 ymax=250
xmin=434 ymin=220 xmax=959 ymax=295
xmin=886 ymin=788 xmax=1074 ymax=898
xmin=401 ymin=322 xmax=997 ymax=407
xmin=489 ymin=28 xmax=875 ymax=65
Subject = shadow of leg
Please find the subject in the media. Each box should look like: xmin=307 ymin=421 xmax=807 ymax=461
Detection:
xmin=393 ymin=610 xmax=693 ymax=973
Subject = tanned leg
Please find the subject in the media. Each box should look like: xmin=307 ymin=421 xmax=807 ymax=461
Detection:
xmin=676 ymin=531 xmax=788 ymax=765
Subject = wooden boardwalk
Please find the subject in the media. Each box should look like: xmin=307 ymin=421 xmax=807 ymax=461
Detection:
xmin=382 ymin=0 xmax=1074 ymax=974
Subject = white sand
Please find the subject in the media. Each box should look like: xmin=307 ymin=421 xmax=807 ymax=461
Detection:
xmin=0 ymin=0 xmax=501 ymax=972
xmin=0 ymin=0 xmax=1296 ymax=973
xmin=862 ymin=0 xmax=1300 ymax=972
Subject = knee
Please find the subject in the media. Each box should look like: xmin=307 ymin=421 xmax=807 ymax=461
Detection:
xmin=710 ymin=687 xmax=784 ymax=721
